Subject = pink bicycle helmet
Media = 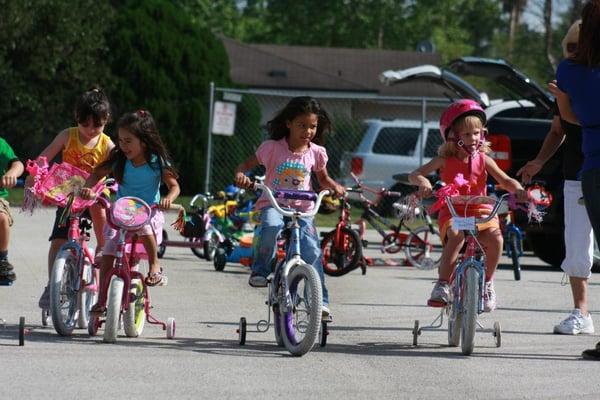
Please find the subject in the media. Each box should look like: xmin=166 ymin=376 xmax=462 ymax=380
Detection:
xmin=439 ymin=99 xmax=486 ymax=141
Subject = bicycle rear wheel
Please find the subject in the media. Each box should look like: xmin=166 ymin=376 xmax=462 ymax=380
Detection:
xmin=320 ymin=227 xmax=362 ymax=276
xmin=461 ymin=267 xmax=479 ymax=355
xmin=280 ymin=262 xmax=323 ymax=356
xmin=405 ymin=226 xmax=441 ymax=270
xmin=49 ymin=249 xmax=80 ymax=336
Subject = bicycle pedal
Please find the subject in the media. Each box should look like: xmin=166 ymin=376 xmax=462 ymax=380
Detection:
xmin=361 ymin=240 xmax=369 ymax=248
xmin=427 ymin=299 xmax=447 ymax=308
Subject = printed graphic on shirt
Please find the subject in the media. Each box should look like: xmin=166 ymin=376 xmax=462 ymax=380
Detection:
xmin=272 ymin=160 xmax=308 ymax=190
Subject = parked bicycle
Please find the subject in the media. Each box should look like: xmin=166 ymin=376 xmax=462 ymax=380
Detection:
xmin=320 ymin=187 xmax=365 ymax=277
xmin=238 ymin=183 xmax=330 ymax=356
xmin=351 ymin=173 xmax=441 ymax=270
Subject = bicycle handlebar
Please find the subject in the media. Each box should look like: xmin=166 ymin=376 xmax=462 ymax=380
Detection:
xmin=255 ymin=183 xmax=330 ymax=218
xmin=445 ymin=193 xmax=510 ymax=225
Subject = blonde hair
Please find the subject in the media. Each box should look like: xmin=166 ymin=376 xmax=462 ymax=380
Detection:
xmin=562 ymin=19 xmax=581 ymax=58
xmin=438 ymin=115 xmax=491 ymax=158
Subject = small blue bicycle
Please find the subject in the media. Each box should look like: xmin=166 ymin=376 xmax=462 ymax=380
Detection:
xmin=238 ymin=183 xmax=330 ymax=356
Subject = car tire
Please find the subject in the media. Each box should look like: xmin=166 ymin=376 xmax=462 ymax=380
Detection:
xmin=527 ymin=231 xmax=564 ymax=268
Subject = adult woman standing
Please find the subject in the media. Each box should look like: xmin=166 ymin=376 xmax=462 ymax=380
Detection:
xmin=553 ymin=0 xmax=600 ymax=359
xmin=518 ymin=19 xmax=594 ymax=336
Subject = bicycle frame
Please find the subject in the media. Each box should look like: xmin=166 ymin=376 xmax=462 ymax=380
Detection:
xmin=59 ymin=215 xmax=98 ymax=296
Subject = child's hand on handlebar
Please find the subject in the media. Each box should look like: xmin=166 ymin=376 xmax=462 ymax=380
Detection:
xmin=331 ymin=182 xmax=346 ymax=198
xmin=159 ymin=197 xmax=173 ymax=210
xmin=79 ymin=187 xmax=96 ymax=200
xmin=417 ymin=183 xmax=433 ymax=198
xmin=515 ymin=188 xmax=529 ymax=203
xmin=234 ymin=172 xmax=253 ymax=189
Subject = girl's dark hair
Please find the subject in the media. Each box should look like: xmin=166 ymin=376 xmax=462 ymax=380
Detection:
xmin=75 ymin=85 xmax=111 ymax=126
xmin=575 ymin=0 xmax=600 ymax=66
xmin=98 ymin=110 xmax=178 ymax=182
xmin=267 ymin=96 xmax=331 ymax=146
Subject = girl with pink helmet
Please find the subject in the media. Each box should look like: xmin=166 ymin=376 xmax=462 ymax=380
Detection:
xmin=409 ymin=99 xmax=527 ymax=310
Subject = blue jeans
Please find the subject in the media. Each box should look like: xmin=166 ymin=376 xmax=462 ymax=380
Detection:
xmin=252 ymin=207 xmax=329 ymax=305
xmin=582 ymin=169 xmax=600 ymax=249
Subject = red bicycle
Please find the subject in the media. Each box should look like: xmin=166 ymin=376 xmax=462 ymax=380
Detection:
xmin=320 ymin=188 xmax=365 ymax=276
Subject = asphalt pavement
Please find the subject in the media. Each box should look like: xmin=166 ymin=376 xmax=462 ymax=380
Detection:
xmin=1 ymin=207 xmax=600 ymax=399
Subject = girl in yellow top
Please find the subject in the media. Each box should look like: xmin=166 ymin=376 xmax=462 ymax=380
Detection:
xmin=26 ymin=87 xmax=115 ymax=309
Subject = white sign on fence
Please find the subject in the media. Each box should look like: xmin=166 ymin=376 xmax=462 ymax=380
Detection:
xmin=212 ymin=101 xmax=237 ymax=136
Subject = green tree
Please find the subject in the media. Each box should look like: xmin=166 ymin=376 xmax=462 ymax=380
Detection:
xmin=0 ymin=0 xmax=114 ymax=159
xmin=108 ymin=0 xmax=232 ymax=193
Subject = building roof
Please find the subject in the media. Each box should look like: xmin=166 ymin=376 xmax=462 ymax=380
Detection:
xmin=221 ymin=36 xmax=445 ymax=97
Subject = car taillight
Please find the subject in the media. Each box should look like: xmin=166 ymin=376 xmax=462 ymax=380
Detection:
xmin=488 ymin=134 xmax=512 ymax=171
xmin=351 ymin=157 xmax=363 ymax=175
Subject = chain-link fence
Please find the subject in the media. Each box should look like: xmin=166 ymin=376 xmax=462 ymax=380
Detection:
xmin=205 ymin=84 xmax=451 ymax=194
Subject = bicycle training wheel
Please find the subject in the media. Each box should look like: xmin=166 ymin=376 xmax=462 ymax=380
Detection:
xmin=320 ymin=227 xmax=362 ymax=276
xmin=279 ymin=262 xmax=323 ymax=356
xmin=49 ymin=249 xmax=80 ymax=336
xmin=405 ymin=226 xmax=441 ymax=270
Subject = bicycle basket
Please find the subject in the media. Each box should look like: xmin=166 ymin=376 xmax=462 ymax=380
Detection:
xmin=111 ymin=196 xmax=152 ymax=230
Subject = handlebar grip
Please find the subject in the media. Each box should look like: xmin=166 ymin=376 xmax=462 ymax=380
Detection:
xmin=272 ymin=189 xmax=319 ymax=202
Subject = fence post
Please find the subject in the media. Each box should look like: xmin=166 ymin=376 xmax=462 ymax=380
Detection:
xmin=205 ymin=81 xmax=215 ymax=194
xmin=419 ymin=97 xmax=427 ymax=166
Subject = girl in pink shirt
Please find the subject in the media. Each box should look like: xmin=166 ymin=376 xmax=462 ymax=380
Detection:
xmin=235 ymin=97 xmax=344 ymax=317
xmin=409 ymin=100 xmax=526 ymax=312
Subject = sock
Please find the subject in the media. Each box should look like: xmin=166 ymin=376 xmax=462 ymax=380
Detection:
xmin=0 ymin=250 xmax=8 ymax=261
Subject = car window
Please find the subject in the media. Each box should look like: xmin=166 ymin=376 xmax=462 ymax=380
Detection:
xmin=425 ymin=129 xmax=444 ymax=157
xmin=372 ymin=127 xmax=420 ymax=156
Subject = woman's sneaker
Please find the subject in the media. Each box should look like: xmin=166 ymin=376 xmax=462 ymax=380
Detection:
xmin=554 ymin=309 xmax=594 ymax=335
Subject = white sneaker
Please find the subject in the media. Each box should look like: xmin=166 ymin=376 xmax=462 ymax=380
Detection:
xmin=322 ymin=305 xmax=332 ymax=320
xmin=248 ymin=272 xmax=268 ymax=288
xmin=554 ymin=309 xmax=595 ymax=335
xmin=429 ymin=281 xmax=450 ymax=304
xmin=483 ymin=281 xmax=496 ymax=312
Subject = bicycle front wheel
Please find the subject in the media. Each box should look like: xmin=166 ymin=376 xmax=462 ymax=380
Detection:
xmin=280 ymin=262 xmax=323 ymax=356
xmin=461 ymin=267 xmax=479 ymax=355
xmin=77 ymin=261 xmax=97 ymax=329
xmin=508 ymin=232 xmax=521 ymax=281
xmin=320 ymin=227 xmax=362 ymax=276
xmin=49 ymin=249 xmax=80 ymax=336
xmin=103 ymin=277 xmax=124 ymax=343
xmin=405 ymin=226 xmax=441 ymax=270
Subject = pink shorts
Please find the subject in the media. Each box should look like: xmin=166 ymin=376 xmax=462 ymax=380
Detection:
xmin=102 ymin=210 xmax=164 ymax=258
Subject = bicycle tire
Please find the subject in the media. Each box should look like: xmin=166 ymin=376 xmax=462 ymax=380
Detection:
xmin=157 ymin=229 xmax=167 ymax=258
xmin=280 ymin=262 xmax=323 ymax=356
xmin=77 ymin=260 xmax=97 ymax=329
xmin=461 ymin=266 xmax=479 ymax=355
xmin=123 ymin=278 xmax=146 ymax=337
xmin=49 ymin=249 xmax=79 ymax=336
xmin=103 ymin=277 xmax=124 ymax=343
xmin=382 ymin=232 xmax=403 ymax=254
xmin=190 ymin=238 xmax=204 ymax=258
xmin=320 ymin=227 xmax=363 ymax=277
xmin=405 ymin=226 xmax=441 ymax=270
xmin=273 ymin=305 xmax=284 ymax=347
xmin=508 ymin=232 xmax=521 ymax=281
xmin=204 ymin=232 xmax=218 ymax=261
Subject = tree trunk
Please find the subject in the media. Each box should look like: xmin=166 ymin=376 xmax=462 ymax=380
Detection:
xmin=544 ymin=0 xmax=556 ymax=70
xmin=508 ymin=4 xmax=519 ymax=59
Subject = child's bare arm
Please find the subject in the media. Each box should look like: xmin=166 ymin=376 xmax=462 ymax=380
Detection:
xmin=160 ymin=170 xmax=180 ymax=210
xmin=409 ymin=157 xmax=444 ymax=197
xmin=25 ymin=130 xmax=69 ymax=187
xmin=79 ymin=164 xmax=112 ymax=199
xmin=234 ymin=154 xmax=259 ymax=188
xmin=1 ymin=160 xmax=24 ymax=188
xmin=315 ymin=168 xmax=344 ymax=197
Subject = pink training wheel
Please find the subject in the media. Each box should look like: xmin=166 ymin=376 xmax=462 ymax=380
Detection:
xmin=111 ymin=197 xmax=152 ymax=230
